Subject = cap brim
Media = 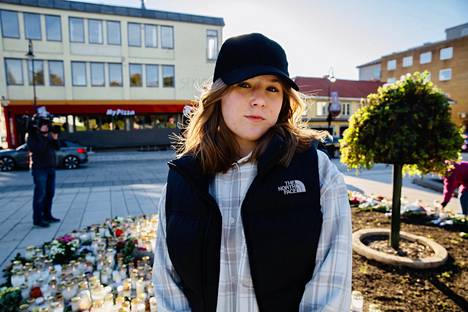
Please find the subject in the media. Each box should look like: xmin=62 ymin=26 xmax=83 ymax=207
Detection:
xmin=221 ymin=65 xmax=299 ymax=91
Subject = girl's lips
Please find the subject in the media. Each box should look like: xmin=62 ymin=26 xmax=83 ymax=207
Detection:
xmin=245 ymin=115 xmax=265 ymax=121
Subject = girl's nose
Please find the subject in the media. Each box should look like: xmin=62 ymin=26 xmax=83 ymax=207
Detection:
xmin=250 ymin=89 xmax=266 ymax=107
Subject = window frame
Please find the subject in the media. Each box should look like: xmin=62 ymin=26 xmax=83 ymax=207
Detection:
xmin=440 ymin=47 xmax=453 ymax=60
xmin=88 ymin=19 xmax=103 ymax=45
xmin=207 ymin=29 xmax=218 ymax=61
xmin=419 ymin=51 xmax=432 ymax=64
xmin=439 ymin=68 xmax=452 ymax=81
xmin=1 ymin=10 xmax=20 ymax=39
xmin=4 ymin=58 xmax=24 ymax=85
xmin=108 ymin=63 xmax=123 ymax=87
xmin=160 ymin=25 xmax=174 ymax=49
xmin=90 ymin=62 xmax=105 ymax=87
xmin=24 ymin=12 xmax=42 ymax=40
xmin=144 ymin=24 xmax=158 ymax=48
xmin=106 ymin=20 xmax=121 ymax=45
xmin=27 ymin=59 xmax=44 ymax=86
xmin=128 ymin=22 xmax=142 ymax=47
xmin=386 ymin=59 xmax=396 ymax=71
xmin=45 ymin=15 xmax=62 ymax=42
xmin=129 ymin=63 xmax=143 ymax=87
xmin=48 ymin=60 xmax=65 ymax=86
xmin=162 ymin=64 xmax=175 ymax=88
xmin=71 ymin=61 xmax=87 ymax=86
xmin=145 ymin=64 xmax=159 ymax=87
xmin=402 ymin=56 xmax=412 ymax=68
xmin=69 ymin=17 xmax=85 ymax=43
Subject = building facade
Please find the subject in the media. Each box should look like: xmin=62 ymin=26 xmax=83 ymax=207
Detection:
xmin=293 ymin=76 xmax=383 ymax=137
xmin=0 ymin=0 xmax=224 ymax=149
xmin=357 ymin=23 xmax=468 ymax=128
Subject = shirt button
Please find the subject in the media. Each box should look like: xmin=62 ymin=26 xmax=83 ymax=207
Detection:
xmin=229 ymin=217 xmax=235 ymax=225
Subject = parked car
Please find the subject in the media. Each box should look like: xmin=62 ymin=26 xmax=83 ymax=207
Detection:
xmin=0 ymin=140 xmax=88 ymax=171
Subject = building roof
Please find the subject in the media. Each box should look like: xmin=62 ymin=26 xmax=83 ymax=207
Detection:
xmin=2 ymin=0 xmax=225 ymax=26
xmin=356 ymin=58 xmax=381 ymax=68
xmin=293 ymin=76 xmax=383 ymax=98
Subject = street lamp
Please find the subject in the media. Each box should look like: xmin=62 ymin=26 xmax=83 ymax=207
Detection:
xmin=26 ymin=39 xmax=37 ymax=110
xmin=326 ymin=68 xmax=338 ymax=134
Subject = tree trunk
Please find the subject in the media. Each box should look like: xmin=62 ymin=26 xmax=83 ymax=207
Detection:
xmin=390 ymin=163 xmax=403 ymax=250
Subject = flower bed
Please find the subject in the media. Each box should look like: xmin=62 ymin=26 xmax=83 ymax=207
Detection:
xmin=1 ymin=215 xmax=158 ymax=311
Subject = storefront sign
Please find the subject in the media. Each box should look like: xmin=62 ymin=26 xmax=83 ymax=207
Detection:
xmin=106 ymin=109 xmax=136 ymax=116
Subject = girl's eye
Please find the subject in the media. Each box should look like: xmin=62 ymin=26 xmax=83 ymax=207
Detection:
xmin=267 ymin=86 xmax=280 ymax=92
xmin=238 ymin=82 xmax=250 ymax=88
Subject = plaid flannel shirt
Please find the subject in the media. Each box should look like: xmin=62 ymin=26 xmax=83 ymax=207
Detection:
xmin=153 ymin=150 xmax=352 ymax=311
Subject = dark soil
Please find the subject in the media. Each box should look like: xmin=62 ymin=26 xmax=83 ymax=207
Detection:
xmin=352 ymin=209 xmax=468 ymax=311
xmin=366 ymin=237 xmax=435 ymax=259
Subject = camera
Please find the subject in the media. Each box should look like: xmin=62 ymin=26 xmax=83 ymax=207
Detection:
xmin=23 ymin=106 xmax=58 ymax=134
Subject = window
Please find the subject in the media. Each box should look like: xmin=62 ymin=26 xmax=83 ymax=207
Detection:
xmin=45 ymin=15 xmax=61 ymax=41
xmin=69 ymin=17 xmax=84 ymax=43
xmin=108 ymin=63 xmax=122 ymax=86
xmin=24 ymin=13 xmax=41 ymax=40
xmin=1 ymin=10 xmax=20 ymax=38
xmin=128 ymin=23 xmax=141 ymax=47
xmin=27 ymin=60 xmax=44 ymax=85
xmin=341 ymin=103 xmax=351 ymax=116
xmin=207 ymin=30 xmax=218 ymax=60
xmin=4 ymin=59 xmax=23 ymax=85
xmin=402 ymin=56 xmax=412 ymax=67
xmin=161 ymin=26 xmax=174 ymax=49
xmin=145 ymin=24 xmax=157 ymax=47
xmin=129 ymin=64 xmax=143 ymax=86
xmin=387 ymin=77 xmax=396 ymax=83
xmin=48 ymin=61 xmax=64 ymax=86
xmin=386 ymin=59 xmax=396 ymax=70
xmin=162 ymin=65 xmax=175 ymax=87
xmin=72 ymin=62 xmax=87 ymax=86
xmin=88 ymin=19 xmax=103 ymax=44
xmin=439 ymin=68 xmax=452 ymax=81
xmin=90 ymin=62 xmax=105 ymax=86
xmin=316 ymin=102 xmax=328 ymax=116
xmin=420 ymin=52 xmax=431 ymax=64
xmin=440 ymin=47 xmax=453 ymax=60
xmin=107 ymin=21 xmax=121 ymax=45
xmin=146 ymin=64 xmax=159 ymax=87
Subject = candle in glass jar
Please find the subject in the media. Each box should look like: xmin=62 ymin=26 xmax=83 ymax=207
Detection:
xmin=351 ymin=290 xmax=363 ymax=312
xmin=136 ymin=278 xmax=145 ymax=297
xmin=11 ymin=270 xmax=26 ymax=288
xmin=25 ymin=246 xmax=35 ymax=260
xmin=20 ymin=283 xmax=29 ymax=300
xmin=149 ymin=297 xmax=157 ymax=312
xmin=71 ymin=297 xmax=80 ymax=312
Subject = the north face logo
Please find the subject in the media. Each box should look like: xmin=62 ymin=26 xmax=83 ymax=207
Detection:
xmin=277 ymin=180 xmax=306 ymax=195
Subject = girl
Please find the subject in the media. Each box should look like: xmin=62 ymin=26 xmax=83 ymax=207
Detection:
xmin=153 ymin=33 xmax=352 ymax=312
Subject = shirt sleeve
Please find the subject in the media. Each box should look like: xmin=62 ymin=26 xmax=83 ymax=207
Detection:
xmin=442 ymin=171 xmax=458 ymax=204
xmin=299 ymin=150 xmax=352 ymax=312
xmin=152 ymin=184 xmax=192 ymax=312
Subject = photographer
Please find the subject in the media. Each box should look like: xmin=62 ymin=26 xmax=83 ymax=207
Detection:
xmin=27 ymin=113 xmax=61 ymax=228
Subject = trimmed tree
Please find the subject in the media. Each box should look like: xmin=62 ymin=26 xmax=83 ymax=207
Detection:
xmin=340 ymin=72 xmax=463 ymax=249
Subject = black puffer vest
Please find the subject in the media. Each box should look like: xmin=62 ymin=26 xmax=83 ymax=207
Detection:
xmin=165 ymin=137 xmax=323 ymax=312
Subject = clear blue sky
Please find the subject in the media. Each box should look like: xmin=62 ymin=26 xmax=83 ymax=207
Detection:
xmin=78 ymin=0 xmax=468 ymax=80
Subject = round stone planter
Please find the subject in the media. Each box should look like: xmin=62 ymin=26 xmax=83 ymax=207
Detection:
xmin=352 ymin=228 xmax=448 ymax=269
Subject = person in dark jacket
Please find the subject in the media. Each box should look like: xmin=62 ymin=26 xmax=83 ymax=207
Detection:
xmin=27 ymin=118 xmax=61 ymax=227
xmin=152 ymin=33 xmax=352 ymax=311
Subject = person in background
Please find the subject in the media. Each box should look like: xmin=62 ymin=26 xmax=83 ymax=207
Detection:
xmin=27 ymin=117 xmax=61 ymax=227
xmin=441 ymin=161 xmax=468 ymax=215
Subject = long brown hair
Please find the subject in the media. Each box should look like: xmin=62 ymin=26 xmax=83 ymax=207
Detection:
xmin=174 ymin=79 xmax=326 ymax=174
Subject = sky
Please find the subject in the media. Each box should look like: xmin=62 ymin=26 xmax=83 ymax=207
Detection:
xmin=78 ymin=0 xmax=468 ymax=80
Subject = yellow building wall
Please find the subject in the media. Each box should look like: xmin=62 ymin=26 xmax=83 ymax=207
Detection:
xmin=380 ymin=36 xmax=468 ymax=128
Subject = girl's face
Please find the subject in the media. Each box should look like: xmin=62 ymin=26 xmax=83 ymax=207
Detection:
xmin=221 ymin=75 xmax=284 ymax=157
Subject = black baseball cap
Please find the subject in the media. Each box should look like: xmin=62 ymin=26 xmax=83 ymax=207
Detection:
xmin=213 ymin=33 xmax=299 ymax=90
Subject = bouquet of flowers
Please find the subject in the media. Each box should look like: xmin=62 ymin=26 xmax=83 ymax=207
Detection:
xmin=47 ymin=234 xmax=80 ymax=265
